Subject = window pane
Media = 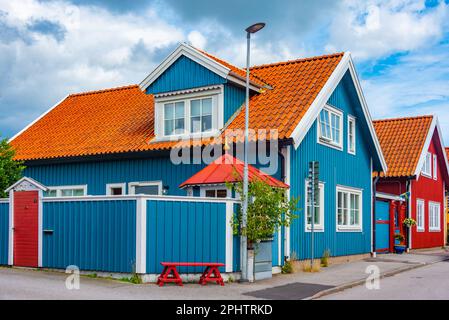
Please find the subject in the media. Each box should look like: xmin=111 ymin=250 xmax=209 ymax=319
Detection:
xmin=205 ymin=190 xmax=216 ymax=198
xmin=73 ymin=189 xmax=84 ymax=197
xmin=164 ymin=119 xmax=173 ymax=135
xmin=216 ymin=189 xmax=227 ymax=198
xmin=191 ymin=100 xmax=201 ymax=117
xmin=175 ymin=102 xmax=184 ymax=118
xmin=61 ymin=189 xmax=73 ymax=197
xmin=111 ymin=187 xmax=123 ymax=196
xmin=191 ymin=116 xmax=201 ymax=133
xmin=202 ymin=98 xmax=212 ymax=115
xmin=44 ymin=190 xmax=57 ymax=197
xmin=134 ymin=185 xmax=159 ymax=195
xmin=164 ymin=103 xmax=174 ymax=120
xmin=202 ymin=115 xmax=212 ymax=132
xmin=175 ymin=118 xmax=185 ymax=134
xmin=343 ymin=193 xmax=348 ymax=225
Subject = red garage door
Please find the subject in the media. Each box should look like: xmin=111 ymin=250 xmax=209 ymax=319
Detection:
xmin=13 ymin=191 xmax=39 ymax=267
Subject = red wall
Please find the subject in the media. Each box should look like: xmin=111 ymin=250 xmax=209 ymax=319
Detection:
xmin=410 ymin=131 xmax=445 ymax=249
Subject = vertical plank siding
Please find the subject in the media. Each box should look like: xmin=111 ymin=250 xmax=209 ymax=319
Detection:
xmin=42 ymin=200 xmax=136 ymax=273
xmin=0 ymin=201 xmax=9 ymax=265
xmin=146 ymin=200 xmax=227 ymax=274
xmin=290 ymin=71 xmax=373 ymax=259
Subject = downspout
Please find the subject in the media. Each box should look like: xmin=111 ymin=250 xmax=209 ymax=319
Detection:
xmin=372 ymin=175 xmax=379 ymax=257
xmin=406 ymin=178 xmax=412 ymax=251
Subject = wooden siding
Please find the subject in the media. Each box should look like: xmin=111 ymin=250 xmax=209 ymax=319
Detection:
xmin=0 ymin=201 xmax=8 ymax=265
xmin=42 ymin=200 xmax=136 ymax=273
xmin=289 ymin=71 xmax=373 ymax=259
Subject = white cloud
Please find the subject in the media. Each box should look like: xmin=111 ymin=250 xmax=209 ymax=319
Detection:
xmin=326 ymin=0 xmax=449 ymax=60
xmin=187 ymin=30 xmax=206 ymax=49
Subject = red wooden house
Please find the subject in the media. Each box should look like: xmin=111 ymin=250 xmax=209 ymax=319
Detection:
xmin=373 ymin=115 xmax=449 ymax=252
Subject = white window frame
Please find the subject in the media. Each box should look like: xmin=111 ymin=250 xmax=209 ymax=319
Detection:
xmin=106 ymin=183 xmax=126 ymax=196
xmin=421 ymin=152 xmax=432 ymax=178
xmin=44 ymin=185 xmax=88 ymax=197
xmin=128 ymin=181 xmax=163 ymax=195
xmin=336 ymin=185 xmax=363 ymax=232
xmin=317 ymin=104 xmax=343 ymax=150
xmin=154 ymin=86 xmax=224 ymax=141
xmin=416 ymin=199 xmax=425 ymax=232
xmin=347 ymin=115 xmax=356 ymax=155
xmin=304 ymin=180 xmax=325 ymax=232
xmin=433 ymin=154 xmax=438 ymax=180
xmin=428 ymin=201 xmax=441 ymax=232
xmin=200 ymin=185 xmax=230 ymax=199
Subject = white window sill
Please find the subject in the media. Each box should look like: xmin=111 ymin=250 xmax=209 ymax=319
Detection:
xmin=317 ymin=138 xmax=343 ymax=151
xmin=421 ymin=173 xmax=432 ymax=179
xmin=153 ymin=130 xmax=221 ymax=142
xmin=305 ymin=226 xmax=325 ymax=232
xmin=337 ymin=226 xmax=362 ymax=232
xmin=429 ymin=228 xmax=441 ymax=232
xmin=417 ymin=228 xmax=425 ymax=232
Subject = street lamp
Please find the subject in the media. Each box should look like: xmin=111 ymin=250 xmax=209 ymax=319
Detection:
xmin=241 ymin=22 xmax=265 ymax=283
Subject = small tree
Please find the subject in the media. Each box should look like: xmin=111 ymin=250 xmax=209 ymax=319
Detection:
xmin=0 ymin=137 xmax=25 ymax=198
xmin=230 ymin=179 xmax=299 ymax=247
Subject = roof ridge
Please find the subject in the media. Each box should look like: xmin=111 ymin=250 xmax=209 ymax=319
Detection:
xmin=250 ymin=52 xmax=345 ymax=70
xmin=68 ymin=84 xmax=139 ymax=98
xmin=373 ymin=115 xmax=434 ymax=123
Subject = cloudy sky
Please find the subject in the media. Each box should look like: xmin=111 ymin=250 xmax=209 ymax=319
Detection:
xmin=1 ymin=0 xmax=449 ymax=142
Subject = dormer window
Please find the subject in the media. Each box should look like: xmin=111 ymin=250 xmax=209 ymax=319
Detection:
xmin=154 ymin=85 xmax=224 ymax=140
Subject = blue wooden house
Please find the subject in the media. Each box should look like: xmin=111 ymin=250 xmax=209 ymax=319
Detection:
xmin=9 ymin=43 xmax=386 ymax=269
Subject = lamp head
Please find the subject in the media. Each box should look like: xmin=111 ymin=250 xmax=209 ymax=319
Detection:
xmin=245 ymin=22 xmax=265 ymax=34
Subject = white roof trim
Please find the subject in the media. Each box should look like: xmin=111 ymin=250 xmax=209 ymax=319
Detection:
xmin=413 ymin=116 xmax=449 ymax=179
xmin=153 ymin=84 xmax=222 ymax=99
xmin=9 ymin=95 xmax=69 ymax=143
xmin=289 ymin=52 xmax=387 ymax=172
xmin=5 ymin=177 xmax=48 ymax=193
xmin=139 ymin=42 xmax=263 ymax=92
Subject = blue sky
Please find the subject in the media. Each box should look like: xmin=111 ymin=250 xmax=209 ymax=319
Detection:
xmin=1 ymin=0 xmax=449 ymax=142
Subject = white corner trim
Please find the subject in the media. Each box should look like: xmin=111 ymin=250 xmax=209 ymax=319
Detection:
xmin=38 ymin=189 xmax=43 ymax=267
xmin=289 ymin=52 xmax=387 ymax=173
xmin=8 ymin=191 xmax=13 ymax=266
xmin=135 ymin=198 xmax=147 ymax=274
xmin=139 ymin=43 xmax=230 ymax=91
xmin=9 ymin=95 xmax=69 ymax=143
xmin=282 ymin=146 xmax=291 ymax=258
xmin=225 ymin=202 xmax=233 ymax=272
xmin=414 ymin=116 xmax=449 ymax=180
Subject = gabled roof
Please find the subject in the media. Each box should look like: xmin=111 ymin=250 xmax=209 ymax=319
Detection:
xmin=373 ymin=115 xmax=449 ymax=181
xmin=10 ymin=45 xmax=385 ymax=166
xmin=179 ymin=153 xmax=289 ymax=189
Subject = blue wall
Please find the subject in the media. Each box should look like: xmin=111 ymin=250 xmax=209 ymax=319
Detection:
xmin=0 ymin=202 xmax=8 ymax=265
xmin=146 ymin=55 xmax=226 ymax=94
xmin=224 ymin=84 xmax=246 ymax=123
xmin=146 ymin=200 xmax=226 ymax=274
xmin=43 ymin=200 xmax=136 ymax=273
xmin=25 ymin=157 xmax=206 ymax=196
xmin=289 ymin=71 xmax=373 ymax=259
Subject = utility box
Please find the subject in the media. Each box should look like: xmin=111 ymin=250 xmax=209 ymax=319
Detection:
xmin=254 ymin=240 xmax=273 ymax=280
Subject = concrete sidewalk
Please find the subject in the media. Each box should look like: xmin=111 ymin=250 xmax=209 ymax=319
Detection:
xmin=1 ymin=248 xmax=447 ymax=300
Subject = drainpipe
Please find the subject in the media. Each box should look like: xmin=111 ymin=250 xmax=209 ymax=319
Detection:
xmin=372 ymin=176 xmax=379 ymax=257
xmin=278 ymin=150 xmax=285 ymax=183
xmin=406 ymin=179 xmax=412 ymax=251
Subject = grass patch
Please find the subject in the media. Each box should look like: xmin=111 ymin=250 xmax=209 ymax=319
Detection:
xmin=301 ymin=260 xmax=321 ymax=273
xmin=119 ymin=273 xmax=142 ymax=284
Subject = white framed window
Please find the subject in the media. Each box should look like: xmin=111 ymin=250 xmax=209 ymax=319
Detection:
xmin=129 ymin=181 xmax=162 ymax=195
xmin=429 ymin=201 xmax=441 ymax=231
xmin=304 ymin=180 xmax=325 ymax=231
xmin=106 ymin=183 xmax=126 ymax=196
xmin=433 ymin=154 xmax=438 ymax=180
xmin=43 ymin=185 xmax=87 ymax=197
xmin=336 ymin=186 xmax=362 ymax=231
xmin=318 ymin=104 xmax=343 ymax=150
xmin=416 ymin=199 xmax=425 ymax=232
xmin=154 ymin=86 xmax=223 ymax=140
xmin=348 ymin=116 xmax=356 ymax=155
xmin=422 ymin=152 xmax=432 ymax=177
xmin=200 ymin=186 xmax=229 ymax=198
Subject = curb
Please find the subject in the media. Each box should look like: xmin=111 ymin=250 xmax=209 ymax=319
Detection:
xmin=307 ymin=257 xmax=449 ymax=300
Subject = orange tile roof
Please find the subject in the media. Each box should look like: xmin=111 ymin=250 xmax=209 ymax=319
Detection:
xmin=446 ymin=147 xmax=449 ymax=163
xmin=373 ymin=115 xmax=433 ymax=177
xmin=11 ymin=52 xmax=344 ymax=161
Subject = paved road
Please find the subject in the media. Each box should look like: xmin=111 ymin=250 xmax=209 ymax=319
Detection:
xmin=320 ymin=260 xmax=449 ymax=300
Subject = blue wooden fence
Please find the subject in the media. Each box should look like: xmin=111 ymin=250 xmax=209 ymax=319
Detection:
xmin=42 ymin=199 xmax=136 ymax=273
xmin=146 ymin=199 xmax=227 ymax=274
xmin=0 ymin=201 xmax=8 ymax=265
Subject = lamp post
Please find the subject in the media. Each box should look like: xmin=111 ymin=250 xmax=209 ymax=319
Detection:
xmin=241 ymin=22 xmax=265 ymax=282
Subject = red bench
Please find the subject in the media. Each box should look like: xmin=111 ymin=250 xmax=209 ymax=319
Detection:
xmin=157 ymin=262 xmax=225 ymax=287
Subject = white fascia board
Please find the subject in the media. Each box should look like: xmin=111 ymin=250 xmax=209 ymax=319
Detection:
xmin=414 ymin=116 xmax=449 ymax=179
xmin=5 ymin=177 xmax=48 ymax=193
xmin=139 ymin=43 xmax=230 ymax=91
xmin=9 ymin=95 xmax=69 ymax=143
xmin=289 ymin=52 xmax=388 ymax=173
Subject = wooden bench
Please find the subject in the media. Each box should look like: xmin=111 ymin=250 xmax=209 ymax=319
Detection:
xmin=157 ymin=262 xmax=225 ymax=287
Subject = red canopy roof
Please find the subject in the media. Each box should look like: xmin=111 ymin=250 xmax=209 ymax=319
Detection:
xmin=179 ymin=154 xmax=289 ymax=189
